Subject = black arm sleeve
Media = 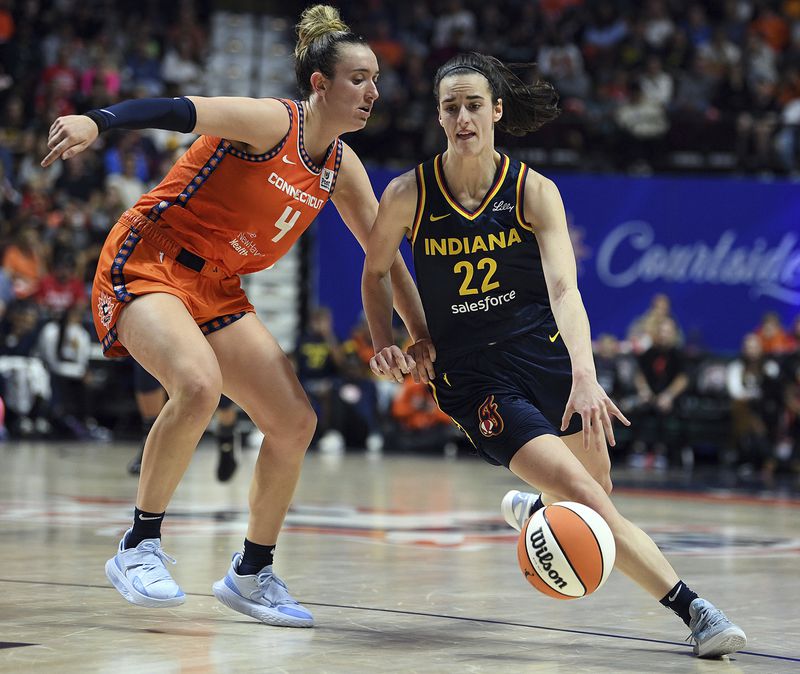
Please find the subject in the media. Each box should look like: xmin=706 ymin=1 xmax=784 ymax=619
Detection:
xmin=84 ymin=97 xmax=197 ymax=134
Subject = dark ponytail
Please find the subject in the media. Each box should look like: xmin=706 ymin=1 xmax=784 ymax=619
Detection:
xmin=294 ymin=4 xmax=368 ymax=99
xmin=433 ymin=53 xmax=560 ymax=136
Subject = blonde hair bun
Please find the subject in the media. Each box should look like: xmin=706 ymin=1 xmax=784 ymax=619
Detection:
xmin=295 ymin=5 xmax=350 ymax=60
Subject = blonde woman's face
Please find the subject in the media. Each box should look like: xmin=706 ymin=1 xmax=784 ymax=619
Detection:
xmin=743 ymin=334 xmax=762 ymax=358
xmin=322 ymin=44 xmax=380 ymax=131
xmin=437 ymin=73 xmax=502 ymax=157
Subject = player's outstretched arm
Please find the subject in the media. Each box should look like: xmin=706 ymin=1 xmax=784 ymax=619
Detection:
xmin=525 ymin=171 xmax=630 ymax=451
xmin=333 ymin=147 xmax=430 ymax=347
xmin=360 ymin=171 xmax=423 ymax=383
xmin=42 ymin=96 xmax=289 ymax=167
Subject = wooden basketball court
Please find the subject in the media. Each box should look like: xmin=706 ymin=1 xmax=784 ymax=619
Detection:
xmin=1 ymin=440 xmax=798 ymax=672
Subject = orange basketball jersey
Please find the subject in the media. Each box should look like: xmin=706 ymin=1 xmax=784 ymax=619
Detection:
xmin=130 ymin=98 xmax=343 ymax=276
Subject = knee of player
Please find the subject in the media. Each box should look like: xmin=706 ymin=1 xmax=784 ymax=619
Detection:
xmin=567 ymin=479 xmax=613 ymax=516
xmin=270 ymin=403 xmax=317 ymax=451
xmin=297 ymin=406 xmax=318 ymax=447
xmin=173 ymin=373 xmax=223 ymax=418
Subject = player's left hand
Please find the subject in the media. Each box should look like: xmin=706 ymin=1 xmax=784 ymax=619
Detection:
xmin=561 ymin=377 xmax=630 ymax=451
xmin=370 ymin=345 xmax=414 ymax=383
xmin=406 ymin=338 xmax=436 ymax=384
xmin=41 ymin=114 xmax=99 ymax=167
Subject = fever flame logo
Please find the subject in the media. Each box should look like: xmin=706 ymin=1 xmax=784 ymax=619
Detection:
xmin=477 ymin=395 xmax=504 ymax=438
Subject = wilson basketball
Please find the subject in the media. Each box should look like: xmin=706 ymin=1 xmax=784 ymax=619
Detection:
xmin=517 ymin=501 xmax=615 ymax=600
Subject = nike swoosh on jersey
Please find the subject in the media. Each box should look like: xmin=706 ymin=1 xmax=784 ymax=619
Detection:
xmin=429 ymin=213 xmax=450 ymax=221
xmin=549 ymin=331 xmax=560 ymax=343
xmin=282 ymin=156 xmax=296 ymax=165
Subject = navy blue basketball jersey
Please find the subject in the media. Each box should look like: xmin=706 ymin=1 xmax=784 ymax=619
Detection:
xmin=410 ymin=153 xmax=552 ymax=357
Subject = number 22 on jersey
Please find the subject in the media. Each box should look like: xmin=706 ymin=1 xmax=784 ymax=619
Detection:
xmin=454 ymin=257 xmax=500 ymax=296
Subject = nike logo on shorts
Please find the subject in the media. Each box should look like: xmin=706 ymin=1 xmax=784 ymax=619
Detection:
xmin=549 ymin=331 xmax=560 ymax=343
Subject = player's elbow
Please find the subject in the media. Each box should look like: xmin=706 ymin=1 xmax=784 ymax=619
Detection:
xmin=550 ymin=278 xmax=579 ymax=306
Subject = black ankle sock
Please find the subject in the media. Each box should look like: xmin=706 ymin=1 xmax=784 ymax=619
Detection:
xmin=660 ymin=581 xmax=698 ymax=627
xmin=237 ymin=539 xmax=275 ymax=575
xmin=529 ymin=495 xmax=545 ymax=517
xmin=217 ymin=425 xmax=235 ymax=453
xmin=125 ymin=507 xmax=165 ymax=548
xmin=216 ymin=425 xmax=237 ymax=482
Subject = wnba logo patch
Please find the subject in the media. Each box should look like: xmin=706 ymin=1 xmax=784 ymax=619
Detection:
xmin=97 ymin=292 xmax=116 ymax=329
xmin=478 ymin=395 xmax=504 ymax=438
xmin=320 ymin=168 xmax=334 ymax=192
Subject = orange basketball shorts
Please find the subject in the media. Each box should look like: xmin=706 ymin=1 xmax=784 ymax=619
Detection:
xmin=92 ymin=220 xmax=254 ymax=358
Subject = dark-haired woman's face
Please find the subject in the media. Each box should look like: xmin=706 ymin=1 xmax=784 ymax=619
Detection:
xmin=437 ymin=74 xmax=502 ymax=156
xmin=321 ymin=44 xmax=380 ymax=131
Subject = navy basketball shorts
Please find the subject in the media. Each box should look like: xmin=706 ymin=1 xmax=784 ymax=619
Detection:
xmin=430 ymin=323 xmax=582 ymax=467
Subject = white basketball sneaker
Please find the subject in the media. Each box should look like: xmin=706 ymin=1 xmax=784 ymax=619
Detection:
xmin=105 ymin=530 xmax=185 ymax=607
xmin=212 ymin=553 xmax=314 ymax=627
xmin=688 ymin=598 xmax=747 ymax=658
xmin=501 ymin=490 xmax=541 ymax=532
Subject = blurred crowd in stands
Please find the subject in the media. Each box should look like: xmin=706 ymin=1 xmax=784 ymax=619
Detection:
xmin=0 ymin=0 xmax=213 ymax=440
xmin=340 ymin=0 xmax=800 ymax=174
xmin=0 ymin=1 xmax=798 ymax=479
xmin=598 ymin=295 xmax=800 ymax=480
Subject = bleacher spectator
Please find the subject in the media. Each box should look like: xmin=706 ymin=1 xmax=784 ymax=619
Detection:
xmin=0 ymin=267 xmax=13 ymax=322
xmin=627 ymin=293 xmax=680 ymax=353
xmin=640 ymin=55 xmax=674 ymax=108
xmin=162 ymin=36 xmax=204 ymax=93
xmin=389 ymin=377 xmax=460 ymax=454
xmin=0 ymin=300 xmax=50 ymax=437
xmin=755 ymin=311 xmax=796 ymax=355
xmin=614 ymin=80 xmax=669 ymax=171
xmin=631 ymin=317 xmax=690 ymax=468
xmin=777 ymin=353 xmax=800 ymax=476
xmin=332 ymin=342 xmax=382 ymax=453
xmin=35 ymin=254 xmax=87 ymax=319
xmin=105 ymin=153 xmax=148 ymax=210
xmin=643 ymin=0 xmax=675 ymax=51
xmin=295 ymin=306 xmax=344 ymax=450
xmin=36 ymin=302 xmax=93 ymax=439
xmin=726 ymin=333 xmax=782 ymax=476
xmin=2 ymin=226 xmax=45 ymax=300
xmin=54 ymin=151 xmax=102 ymax=202
xmin=594 ymin=333 xmax=631 ymax=403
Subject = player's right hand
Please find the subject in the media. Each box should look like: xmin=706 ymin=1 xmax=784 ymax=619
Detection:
xmin=41 ymin=115 xmax=99 ymax=167
xmin=406 ymin=338 xmax=436 ymax=384
xmin=370 ymin=345 xmax=414 ymax=383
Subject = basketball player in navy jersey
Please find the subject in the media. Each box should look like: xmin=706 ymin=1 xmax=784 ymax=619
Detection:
xmin=361 ymin=52 xmax=746 ymax=658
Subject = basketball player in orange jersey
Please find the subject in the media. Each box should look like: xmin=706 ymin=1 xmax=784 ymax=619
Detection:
xmin=362 ymin=52 xmax=746 ymax=657
xmin=41 ymin=5 xmax=425 ymax=627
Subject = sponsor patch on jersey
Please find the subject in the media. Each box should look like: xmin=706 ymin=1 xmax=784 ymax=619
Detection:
xmin=97 ymin=292 xmax=116 ymax=329
xmin=320 ymin=168 xmax=334 ymax=192
xmin=492 ymin=200 xmax=514 ymax=212
xmin=478 ymin=394 xmax=504 ymax=438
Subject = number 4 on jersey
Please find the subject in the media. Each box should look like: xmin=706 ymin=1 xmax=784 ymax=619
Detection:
xmin=272 ymin=206 xmax=301 ymax=242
